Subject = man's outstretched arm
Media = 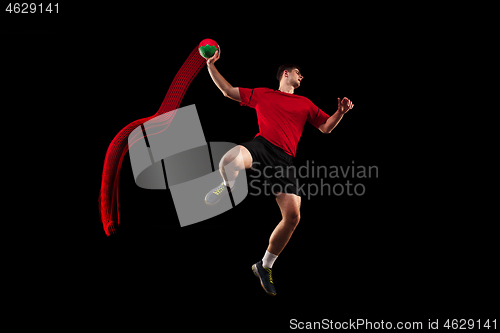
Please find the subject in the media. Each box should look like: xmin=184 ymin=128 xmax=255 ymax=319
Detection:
xmin=206 ymin=48 xmax=241 ymax=102
xmin=318 ymin=97 xmax=354 ymax=133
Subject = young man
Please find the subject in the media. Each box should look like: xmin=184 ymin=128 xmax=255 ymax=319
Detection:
xmin=204 ymin=48 xmax=353 ymax=296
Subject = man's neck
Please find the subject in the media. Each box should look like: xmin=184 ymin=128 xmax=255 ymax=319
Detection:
xmin=278 ymin=83 xmax=294 ymax=94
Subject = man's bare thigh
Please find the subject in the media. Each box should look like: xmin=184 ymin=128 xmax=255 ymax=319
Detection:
xmin=220 ymin=145 xmax=253 ymax=170
xmin=275 ymin=192 xmax=301 ymax=219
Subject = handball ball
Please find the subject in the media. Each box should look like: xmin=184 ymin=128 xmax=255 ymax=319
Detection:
xmin=198 ymin=39 xmax=219 ymax=59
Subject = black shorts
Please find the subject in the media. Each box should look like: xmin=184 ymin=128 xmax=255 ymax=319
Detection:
xmin=240 ymin=136 xmax=299 ymax=196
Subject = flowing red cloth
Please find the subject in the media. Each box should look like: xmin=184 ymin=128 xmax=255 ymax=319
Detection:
xmin=98 ymin=47 xmax=206 ymax=236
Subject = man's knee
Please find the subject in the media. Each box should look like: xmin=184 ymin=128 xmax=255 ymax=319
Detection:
xmin=219 ymin=146 xmax=245 ymax=171
xmin=284 ymin=211 xmax=300 ymax=229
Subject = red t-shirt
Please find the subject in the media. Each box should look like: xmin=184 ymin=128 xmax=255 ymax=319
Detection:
xmin=239 ymin=87 xmax=330 ymax=157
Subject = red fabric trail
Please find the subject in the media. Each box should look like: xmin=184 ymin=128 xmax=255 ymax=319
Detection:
xmin=98 ymin=47 xmax=206 ymax=236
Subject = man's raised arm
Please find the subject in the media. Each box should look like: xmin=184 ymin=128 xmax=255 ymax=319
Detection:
xmin=206 ymin=48 xmax=241 ymax=102
xmin=318 ymin=97 xmax=354 ymax=133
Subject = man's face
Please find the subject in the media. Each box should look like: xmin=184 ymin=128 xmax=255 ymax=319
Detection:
xmin=285 ymin=68 xmax=303 ymax=88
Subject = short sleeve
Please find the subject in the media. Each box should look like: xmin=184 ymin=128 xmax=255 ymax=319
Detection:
xmin=307 ymin=104 xmax=330 ymax=129
xmin=239 ymin=87 xmax=258 ymax=108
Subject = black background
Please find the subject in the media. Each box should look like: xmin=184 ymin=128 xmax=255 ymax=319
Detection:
xmin=2 ymin=3 xmax=495 ymax=330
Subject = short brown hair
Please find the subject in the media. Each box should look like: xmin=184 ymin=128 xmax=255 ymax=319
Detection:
xmin=276 ymin=64 xmax=301 ymax=81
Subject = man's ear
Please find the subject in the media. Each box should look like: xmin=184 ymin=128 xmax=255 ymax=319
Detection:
xmin=283 ymin=70 xmax=288 ymax=78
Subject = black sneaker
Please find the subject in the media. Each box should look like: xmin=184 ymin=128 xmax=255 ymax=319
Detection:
xmin=205 ymin=182 xmax=234 ymax=205
xmin=252 ymin=260 xmax=276 ymax=296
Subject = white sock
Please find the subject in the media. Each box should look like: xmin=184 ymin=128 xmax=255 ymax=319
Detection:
xmin=262 ymin=250 xmax=278 ymax=269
